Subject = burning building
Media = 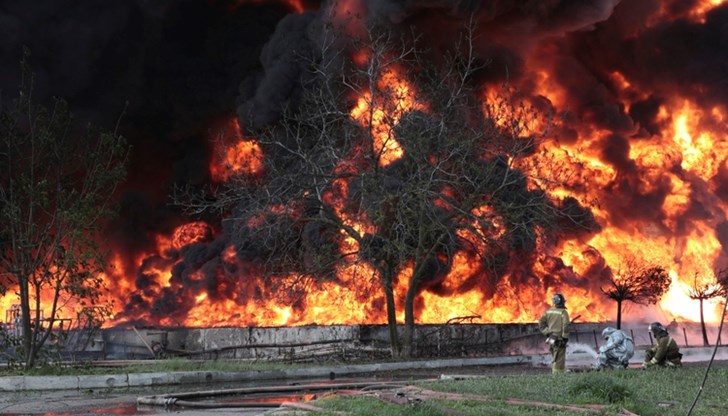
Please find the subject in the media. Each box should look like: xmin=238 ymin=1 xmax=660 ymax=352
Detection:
xmin=1 ymin=0 xmax=728 ymax=336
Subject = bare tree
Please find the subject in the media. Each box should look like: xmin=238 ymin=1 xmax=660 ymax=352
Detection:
xmin=177 ymin=19 xmax=596 ymax=357
xmin=601 ymin=260 xmax=671 ymax=329
xmin=0 ymin=51 xmax=129 ymax=368
xmin=686 ymin=270 xmax=725 ymax=346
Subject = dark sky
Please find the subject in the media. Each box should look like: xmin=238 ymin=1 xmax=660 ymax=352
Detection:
xmin=1 ymin=0 xmax=310 ymax=255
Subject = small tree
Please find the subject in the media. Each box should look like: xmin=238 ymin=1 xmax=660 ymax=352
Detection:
xmin=0 ymin=51 xmax=129 ymax=368
xmin=686 ymin=271 xmax=725 ymax=346
xmin=601 ymin=260 xmax=670 ymax=329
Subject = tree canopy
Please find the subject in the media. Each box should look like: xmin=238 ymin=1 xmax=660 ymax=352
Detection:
xmin=601 ymin=260 xmax=671 ymax=329
xmin=687 ymin=270 xmax=726 ymax=346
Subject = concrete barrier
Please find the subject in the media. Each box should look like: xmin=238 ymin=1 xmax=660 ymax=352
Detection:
xmin=0 ymin=354 xmax=542 ymax=391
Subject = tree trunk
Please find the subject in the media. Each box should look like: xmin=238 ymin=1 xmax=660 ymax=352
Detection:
xmin=19 ymin=277 xmax=35 ymax=369
xmin=401 ymin=281 xmax=417 ymax=358
xmin=616 ymin=299 xmax=622 ymax=330
xmin=700 ymin=298 xmax=709 ymax=346
xmin=382 ymin=276 xmax=400 ymax=357
xmin=19 ymin=278 xmax=59 ymax=369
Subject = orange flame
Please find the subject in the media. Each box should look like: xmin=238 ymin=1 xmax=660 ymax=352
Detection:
xmin=209 ymin=118 xmax=264 ymax=182
xmin=350 ymin=67 xmax=425 ymax=166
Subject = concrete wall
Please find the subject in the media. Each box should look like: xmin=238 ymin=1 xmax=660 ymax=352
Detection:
xmin=84 ymin=321 xmax=726 ymax=361
xmin=101 ymin=323 xmax=560 ymax=360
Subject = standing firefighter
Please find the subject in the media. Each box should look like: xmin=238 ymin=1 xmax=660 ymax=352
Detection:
xmin=538 ymin=293 xmax=570 ymax=374
xmin=643 ymin=322 xmax=682 ymax=368
xmin=596 ymin=327 xmax=634 ymax=369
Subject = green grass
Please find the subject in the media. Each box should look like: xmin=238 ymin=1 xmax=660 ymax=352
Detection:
xmin=311 ymin=366 xmax=728 ymax=416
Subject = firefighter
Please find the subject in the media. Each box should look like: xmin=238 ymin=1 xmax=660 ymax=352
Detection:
xmin=642 ymin=322 xmax=682 ymax=368
xmin=595 ymin=327 xmax=634 ymax=369
xmin=538 ymin=293 xmax=570 ymax=373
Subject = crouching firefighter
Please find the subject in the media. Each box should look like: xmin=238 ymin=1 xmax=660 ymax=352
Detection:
xmin=643 ymin=322 xmax=682 ymax=369
xmin=538 ymin=293 xmax=570 ymax=374
xmin=596 ymin=327 xmax=634 ymax=369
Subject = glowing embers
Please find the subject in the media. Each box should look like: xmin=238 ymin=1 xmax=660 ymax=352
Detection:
xmin=209 ymin=117 xmax=264 ymax=183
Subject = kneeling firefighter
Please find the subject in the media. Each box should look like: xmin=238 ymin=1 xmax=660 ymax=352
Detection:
xmin=643 ymin=322 xmax=682 ymax=368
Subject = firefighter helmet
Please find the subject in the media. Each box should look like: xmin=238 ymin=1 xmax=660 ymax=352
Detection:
xmin=648 ymin=322 xmax=665 ymax=334
xmin=601 ymin=327 xmax=615 ymax=339
xmin=552 ymin=293 xmax=566 ymax=308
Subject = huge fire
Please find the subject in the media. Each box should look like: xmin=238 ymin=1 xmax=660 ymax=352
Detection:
xmin=2 ymin=0 xmax=728 ymax=330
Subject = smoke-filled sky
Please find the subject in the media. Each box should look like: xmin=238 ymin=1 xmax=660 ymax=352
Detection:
xmin=1 ymin=0 xmax=308 ymax=255
xmin=2 ymin=0 xmax=728 ymax=327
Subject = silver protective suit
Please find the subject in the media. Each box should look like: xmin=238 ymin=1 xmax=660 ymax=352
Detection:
xmin=596 ymin=327 xmax=634 ymax=369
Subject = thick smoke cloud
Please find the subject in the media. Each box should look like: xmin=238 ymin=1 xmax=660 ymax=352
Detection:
xmin=3 ymin=0 xmax=728 ymax=325
xmin=364 ymin=0 xmax=621 ymax=30
xmin=1 ymin=0 xmax=292 ymax=262
xmin=598 ymin=4 xmax=728 ymax=108
xmin=566 ymin=2 xmax=728 ymax=235
xmin=236 ymin=0 xmax=625 ymax=129
xmin=237 ymin=11 xmax=321 ymax=126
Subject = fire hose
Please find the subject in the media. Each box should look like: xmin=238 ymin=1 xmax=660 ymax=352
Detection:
xmin=136 ymin=380 xmax=413 ymax=410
